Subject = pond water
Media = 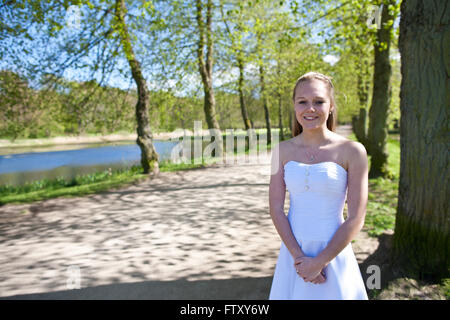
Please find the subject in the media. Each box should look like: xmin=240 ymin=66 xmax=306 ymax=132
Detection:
xmin=0 ymin=140 xmax=179 ymax=187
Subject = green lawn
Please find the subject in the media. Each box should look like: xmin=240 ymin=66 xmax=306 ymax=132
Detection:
xmin=347 ymin=133 xmax=400 ymax=237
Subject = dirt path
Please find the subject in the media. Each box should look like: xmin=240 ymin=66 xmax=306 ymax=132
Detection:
xmin=0 ymin=156 xmax=280 ymax=298
xmin=0 ymin=125 xmax=383 ymax=299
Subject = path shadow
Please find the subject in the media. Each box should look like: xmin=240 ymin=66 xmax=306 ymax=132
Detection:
xmin=0 ymin=276 xmax=273 ymax=300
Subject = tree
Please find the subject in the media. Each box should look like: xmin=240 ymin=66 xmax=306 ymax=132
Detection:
xmin=113 ymin=0 xmax=159 ymax=174
xmin=196 ymin=0 xmax=223 ymax=156
xmin=0 ymin=70 xmax=33 ymax=139
xmin=246 ymin=0 xmax=296 ymax=144
xmin=219 ymin=0 xmax=252 ymax=130
xmin=147 ymin=0 xmax=224 ymax=157
xmin=312 ymin=0 xmax=399 ymax=168
xmin=350 ymin=11 xmax=374 ymax=150
xmin=393 ymin=0 xmax=449 ymax=280
xmin=313 ymin=0 xmax=376 ymax=149
xmin=367 ymin=0 xmax=399 ymax=178
xmin=252 ymin=4 xmax=272 ymax=145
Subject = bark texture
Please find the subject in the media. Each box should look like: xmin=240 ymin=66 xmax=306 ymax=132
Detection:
xmin=393 ymin=0 xmax=449 ymax=280
xmin=259 ymin=64 xmax=271 ymax=145
xmin=238 ymin=54 xmax=252 ymax=130
xmin=352 ymin=54 xmax=371 ymax=150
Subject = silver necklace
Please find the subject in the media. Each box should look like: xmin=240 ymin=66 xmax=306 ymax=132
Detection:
xmin=304 ymin=145 xmax=323 ymax=162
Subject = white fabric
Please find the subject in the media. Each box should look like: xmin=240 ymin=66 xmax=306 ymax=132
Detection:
xmin=269 ymin=161 xmax=368 ymax=300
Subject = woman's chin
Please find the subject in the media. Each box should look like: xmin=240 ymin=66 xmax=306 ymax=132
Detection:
xmin=300 ymin=122 xmax=324 ymax=130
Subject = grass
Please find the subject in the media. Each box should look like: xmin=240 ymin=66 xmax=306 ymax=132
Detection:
xmin=347 ymin=133 xmax=400 ymax=237
xmin=0 ymin=159 xmax=217 ymax=206
xmin=442 ymin=278 xmax=450 ymax=300
xmin=0 ymin=165 xmax=145 ymax=205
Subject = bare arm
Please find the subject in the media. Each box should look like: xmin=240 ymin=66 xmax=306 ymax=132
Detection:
xmin=269 ymin=143 xmax=306 ymax=260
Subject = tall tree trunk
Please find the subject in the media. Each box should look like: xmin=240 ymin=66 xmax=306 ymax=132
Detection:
xmin=238 ymin=54 xmax=252 ymax=130
xmin=114 ymin=0 xmax=158 ymax=174
xmin=367 ymin=0 xmax=396 ymax=178
xmin=278 ymin=92 xmax=284 ymax=141
xmin=393 ymin=0 xmax=449 ymax=280
xmin=196 ymin=0 xmax=222 ymax=156
xmin=276 ymin=49 xmax=284 ymax=142
xmin=352 ymin=54 xmax=371 ymax=150
xmin=259 ymin=64 xmax=271 ymax=145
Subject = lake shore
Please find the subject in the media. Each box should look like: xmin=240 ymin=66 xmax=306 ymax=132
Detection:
xmin=0 ymin=131 xmax=184 ymax=148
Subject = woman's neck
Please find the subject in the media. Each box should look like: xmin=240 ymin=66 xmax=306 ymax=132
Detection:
xmin=299 ymin=127 xmax=331 ymax=147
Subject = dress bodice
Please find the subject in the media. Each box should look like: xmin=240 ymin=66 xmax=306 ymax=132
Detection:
xmin=283 ymin=161 xmax=348 ymax=242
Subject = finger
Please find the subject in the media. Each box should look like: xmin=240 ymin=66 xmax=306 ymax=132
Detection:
xmin=294 ymin=257 xmax=306 ymax=264
xmin=308 ymin=273 xmax=323 ymax=284
xmin=316 ymin=275 xmax=325 ymax=284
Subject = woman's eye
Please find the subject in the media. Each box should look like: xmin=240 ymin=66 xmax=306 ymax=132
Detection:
xmin=298 ymin=101 xmax=305 ymax=104
xmin=316 ymin=101 xmax=324 ymax=104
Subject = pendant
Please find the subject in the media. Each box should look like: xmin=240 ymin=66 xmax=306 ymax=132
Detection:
xmin=310 ymin=155 xmax=315 ymax=161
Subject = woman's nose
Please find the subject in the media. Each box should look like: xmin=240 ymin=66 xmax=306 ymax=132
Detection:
xmin=305 ymin=103 xmax=315 ymax=111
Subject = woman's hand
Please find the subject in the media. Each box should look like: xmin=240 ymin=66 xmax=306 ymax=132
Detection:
xmin=294 ymin=256 xmax=326 ymax=283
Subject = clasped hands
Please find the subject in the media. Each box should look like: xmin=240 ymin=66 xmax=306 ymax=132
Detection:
xmin=294 ymin=256 xmax=326 ymax=284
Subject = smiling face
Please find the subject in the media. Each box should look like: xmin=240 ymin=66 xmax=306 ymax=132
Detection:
xmin=293 ymin=79 xmax=333 ymax=131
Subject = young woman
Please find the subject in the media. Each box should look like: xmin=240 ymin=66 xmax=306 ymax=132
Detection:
xmin=268 ymin=72 xmax=368 ymax=300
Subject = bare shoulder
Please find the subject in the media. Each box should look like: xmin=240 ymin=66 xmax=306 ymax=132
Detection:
xmin=270 ymin=139 xmax=293 ymax=176
xmin=342 ymin=139 xmax=368 ymax=170
xmin=272 ymin=138 xmax=296 ymax=164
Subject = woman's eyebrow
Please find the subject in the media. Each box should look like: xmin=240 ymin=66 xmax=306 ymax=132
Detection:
xmin=296 ymin=96 xmax=326 ymax=100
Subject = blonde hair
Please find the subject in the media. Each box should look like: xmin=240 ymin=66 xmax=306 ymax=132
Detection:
xmin=291 ymin=71 xmax=337 ymax=137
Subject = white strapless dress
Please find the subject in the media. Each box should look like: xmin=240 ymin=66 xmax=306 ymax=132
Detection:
xmin=269 ymin=161 xmax=368 ymax=300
